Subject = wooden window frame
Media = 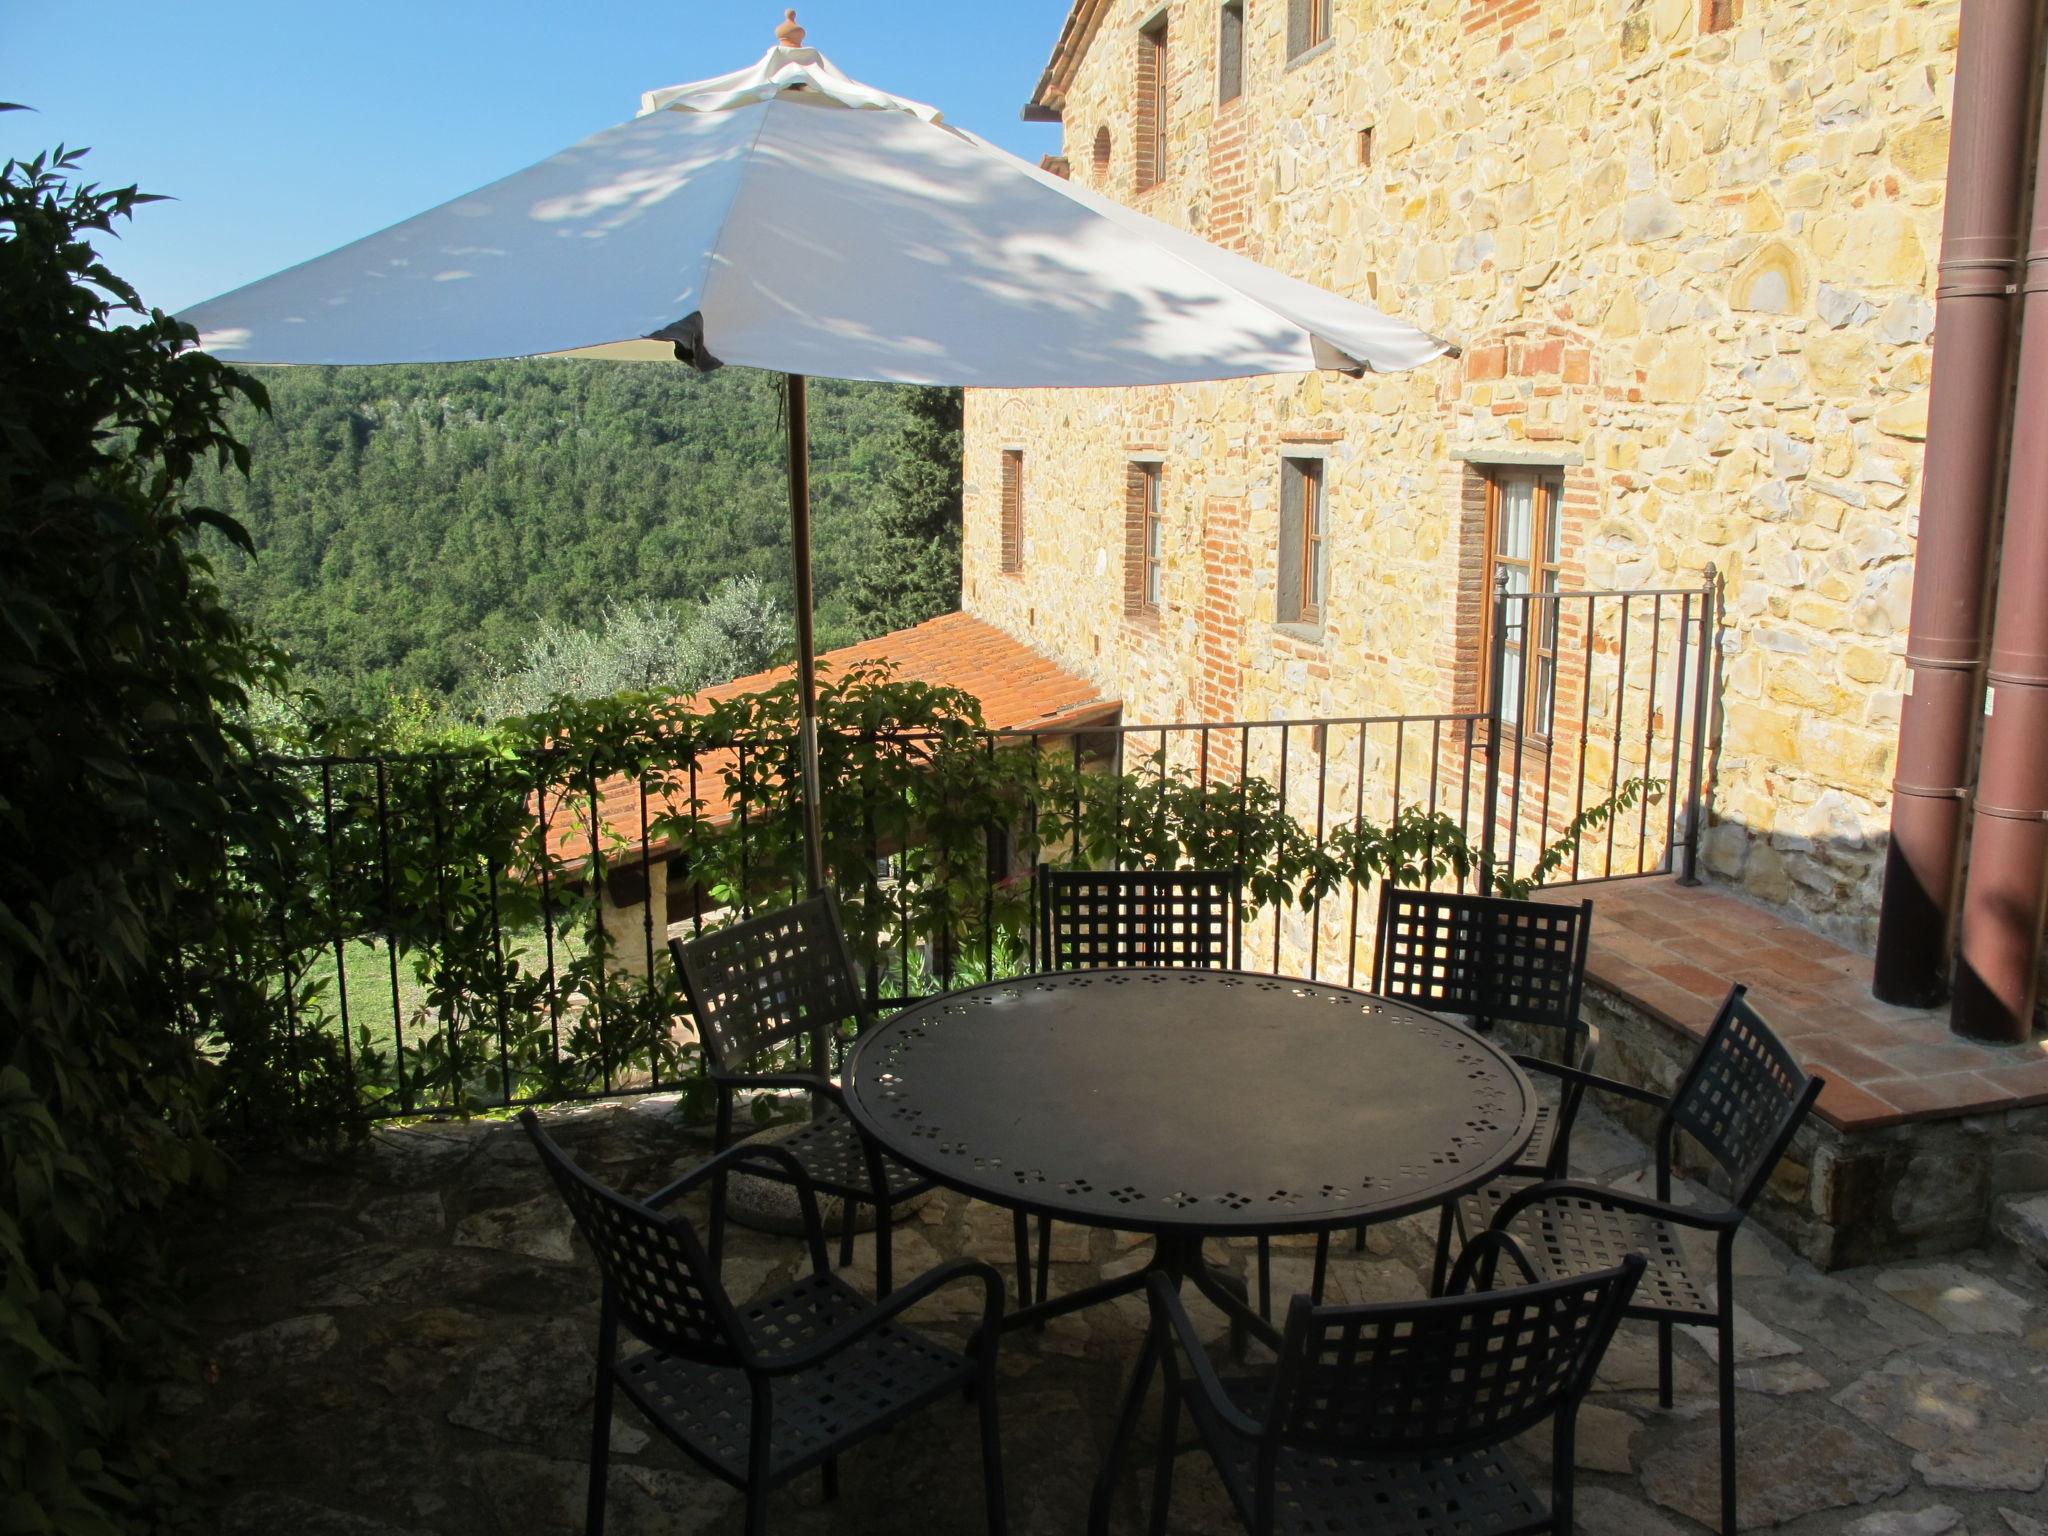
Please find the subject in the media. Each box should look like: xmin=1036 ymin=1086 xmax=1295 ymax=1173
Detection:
xmin=1218 ymin=0 xmax=1245 ymax=104
xmin=1481 ymin=468 xmax=1564 ymax=745
xmin=1277 ymin=456 xmax=1327 ymax=631
xmin=999 ymin=449 xmax=1024 ymax=575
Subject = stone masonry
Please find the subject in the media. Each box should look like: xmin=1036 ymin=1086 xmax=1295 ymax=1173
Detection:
xmin=170 ymin=1095 xmax=2048 ymax=1534
xmin=964 ymin=0 xmax=1953 ymax=950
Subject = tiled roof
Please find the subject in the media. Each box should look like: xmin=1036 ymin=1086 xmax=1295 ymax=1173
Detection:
xmin=552 ymin=613 xmax=1116 ymax=871
xmin=691 ymin=611 xmax=1117 ymax=733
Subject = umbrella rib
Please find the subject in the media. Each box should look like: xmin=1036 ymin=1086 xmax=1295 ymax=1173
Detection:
xmin=680 ymin=103 xmax=782 ymax=348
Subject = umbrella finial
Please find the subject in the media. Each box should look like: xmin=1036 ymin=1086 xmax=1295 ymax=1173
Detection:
xmin=775 ymin=9 xmax=805 ymax=46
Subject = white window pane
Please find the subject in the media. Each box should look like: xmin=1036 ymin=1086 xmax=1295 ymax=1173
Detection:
xmin=1499 ymin=649 xmax=1523 ymax=727
xmin=1497 ymin=477 xmax=1533 ymax=559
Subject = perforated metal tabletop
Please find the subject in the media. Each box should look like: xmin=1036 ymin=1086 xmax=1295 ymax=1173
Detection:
xmin=843 ymin=969 xmax=1536 ymax=1239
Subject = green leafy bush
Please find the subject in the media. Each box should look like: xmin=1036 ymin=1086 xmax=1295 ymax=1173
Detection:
xmin=0 ymin=130 xmax=334 ymax=1533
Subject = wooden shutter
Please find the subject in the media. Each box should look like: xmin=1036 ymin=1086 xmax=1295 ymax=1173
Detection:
xmin=1124 ymin=463 xmax=1151 ymax=614
xmin=1000 ymin=450 xmax=1024 ymax=573
xmin=1135 ymin=20 xmax=1166 ymax=192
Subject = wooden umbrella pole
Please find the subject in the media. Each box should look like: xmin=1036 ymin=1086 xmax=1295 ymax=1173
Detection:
xmin=786 ymin=372 xmax=828 ymax=894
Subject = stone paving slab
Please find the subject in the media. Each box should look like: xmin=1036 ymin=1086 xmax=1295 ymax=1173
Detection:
xmin=168 ymin=1094 xmax=2048 ymax=1534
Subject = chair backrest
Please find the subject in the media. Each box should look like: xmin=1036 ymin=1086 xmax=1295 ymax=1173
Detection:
xmin=669 ymin=892 xmax=870 ymax=1076
xmin=520 ymin=1110 xmax=743 ymax=1365
xmin=1035 ymin=864 xmax=1241 ymax=971
xmin=1665 ymin=984 xmax=1821 ymax=1210
xmin=1373 ymin=885 xmax=1592 ymax=1044
xmin=1265 ymin=1258 xmax=1642 ymax=1461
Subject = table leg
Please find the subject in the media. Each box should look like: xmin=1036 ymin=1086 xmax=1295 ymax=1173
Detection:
xmin=1186 ymin=1248 xmax=1284 ymax=1355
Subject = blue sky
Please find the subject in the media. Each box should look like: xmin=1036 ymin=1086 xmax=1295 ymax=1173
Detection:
xmin=4 ymin=1 xmax=1071 ymax=314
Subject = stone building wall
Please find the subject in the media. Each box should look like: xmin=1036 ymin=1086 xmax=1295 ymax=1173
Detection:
xmin=963 ymin=0 xmax=1955 ymax=950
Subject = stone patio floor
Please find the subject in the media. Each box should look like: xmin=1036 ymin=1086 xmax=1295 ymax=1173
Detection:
xmin=170 ymin=1095 xmax=2048 ymax=1536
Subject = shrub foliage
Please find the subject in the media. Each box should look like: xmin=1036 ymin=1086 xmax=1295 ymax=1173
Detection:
xmin=0 ymin=132 xmax=330 ymax=1531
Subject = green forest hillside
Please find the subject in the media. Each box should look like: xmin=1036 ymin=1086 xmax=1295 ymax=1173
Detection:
xmin=187 ymin=360 xmax=934 ymax=718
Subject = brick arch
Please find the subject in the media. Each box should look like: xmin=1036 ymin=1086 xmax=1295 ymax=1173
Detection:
xmin=1444 ymin=321 xmax=1600 ymax=441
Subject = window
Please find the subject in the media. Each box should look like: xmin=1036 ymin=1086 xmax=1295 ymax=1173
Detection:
xmin=1218 ymin=1 xmax=1244 ymax=103
xmin=1700 ymin=0 xmax=1740 ymax=32
xmin=999 ymin=450 xmax=1024 ymax=573
xmin=1136 ymin=15 xmax=1168 ymax=192
xmin=1287 ymin=0 xmax=1333 ymax=59
xmin=1092 ymin=125 xmax=1112 ymax=180
xmin=1277 ymin=456 xmax=1327 ymax=629
xmin=1484 ymin=468 xmax=1564 ymax=737
xmin=1125 ymin=461 xmax=1163 ymax=616
xmin=1356 ymin=125 xmax=1375 ymax=168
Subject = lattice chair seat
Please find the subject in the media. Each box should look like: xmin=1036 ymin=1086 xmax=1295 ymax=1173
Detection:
xmin=617 ymin=1271 xmax=971 ymax=1484
xmin=1195 ymin=1380 xmax=1553 ymax=1536
xmin=1459 ymin=1181 xmax=1714 ymax=1319
xmin=776 ymin=1109 xmax=933 ymax=1201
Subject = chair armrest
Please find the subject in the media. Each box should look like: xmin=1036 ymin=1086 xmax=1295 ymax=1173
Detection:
xmin=1513 ymin=1057 xmax=1668 ymax=1108
xmin=1444 ymin=1229 xmax=1541 ymax=1294
xmin=713 ymin=1068 xmax=841 ymax=1101
xmin=748 ymin=1258 xmax=1007 ymax=1376
xmin=1145 ymin=1272 xmax=1264 ymax=1439
xmin=643 ymin=1141 xmax=831 ymax=1273
xmin=1488 ymin=1177 xmax=1739 ymax=1235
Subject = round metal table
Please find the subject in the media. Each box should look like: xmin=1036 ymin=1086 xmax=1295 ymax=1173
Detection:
xmin=842 ymin=968 xmax=1536 ymax=1333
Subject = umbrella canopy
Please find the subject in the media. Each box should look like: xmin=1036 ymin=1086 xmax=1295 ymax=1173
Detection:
xmin=180 ymin=44 xmax=1449 ymax=382
xmin=179 ymin=31 xmax=1452 ymax=890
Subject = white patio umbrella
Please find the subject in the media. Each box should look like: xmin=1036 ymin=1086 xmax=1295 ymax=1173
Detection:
xmin=181 ymin=22 xmax=1452 ymax=888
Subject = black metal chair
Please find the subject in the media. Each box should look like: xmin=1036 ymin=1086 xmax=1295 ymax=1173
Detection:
xmin=1453 ymin=984 xmax=1823 ymax=1536
xmin=1375 ymin=884 xmax=1596 ymax=1174
xmin=669 ymin=893 xmax=936 ymax=1296
xmin=1311 ymin=885 xmax=1595 ymax=1303
xmin=1027 ymin=863 xmax=1243 ymax=1310
xmin=521 ymin=1110 xmax=1006 ymax=1536
xmin=1036 ymin=863 xmax=1243 ymax=972
xmin=1089 ymin=1231 xmax=1645 ymax=1536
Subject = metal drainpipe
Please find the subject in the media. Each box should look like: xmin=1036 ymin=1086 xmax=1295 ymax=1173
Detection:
xmin=1871 ymin=0 xmax=2039 ymax=1007
xmin=1953 ymin=67 xmax=2048 ymax=1043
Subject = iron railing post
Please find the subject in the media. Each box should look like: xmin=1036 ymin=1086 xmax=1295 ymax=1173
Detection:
xmin=1479 ymin=569 xmax=1511 ymax=894
xmin=1681 ymin=564 xmax=1717 ymax=885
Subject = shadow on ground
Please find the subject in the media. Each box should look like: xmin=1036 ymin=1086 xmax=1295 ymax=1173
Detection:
xmin=169 ymin=1095 xmax=2048 ymax=1535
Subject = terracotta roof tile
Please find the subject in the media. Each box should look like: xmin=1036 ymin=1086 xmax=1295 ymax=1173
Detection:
xmin=551 ymin=613 xmax=1117 ymax=869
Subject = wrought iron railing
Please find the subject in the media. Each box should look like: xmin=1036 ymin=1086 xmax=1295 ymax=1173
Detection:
xmin=250 ymin=572 xmax=1715 ymax=1119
